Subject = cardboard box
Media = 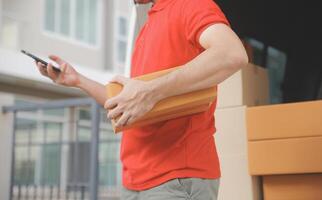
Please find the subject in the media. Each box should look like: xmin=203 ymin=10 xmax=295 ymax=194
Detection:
xmin=215 ymin=106 xmax=262 ymax=200
xmin=248 ymin=136 xmax=322 ymax=175
xmin=106 ymin=67 xmax=217 ymax=133
xmin=215 ymin=106 xmax=248 ymax=157
xmin=247 ymin=100 xmax=322 ymax=141
xmin=113 ymin=103 xmax=211 ymax=132
xmin=217 ymin=63 xmax=269 ymax=108
xmin=263 ymin=174 xmax=322 ymax=200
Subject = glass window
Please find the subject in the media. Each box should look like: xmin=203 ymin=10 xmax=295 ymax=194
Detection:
xmin=60 ymin=0 xmax=71 ymax=36
xmin=14 ymin=147 xmax=35 ymax=185
xmin=75 ymin=0 xmax=85 ymax=41
xmin=45 ymin=122 xmax=62 ymax=143
xmin=78 ymin=126 xmax=91 ymax=142
xmin=245 ymin=38 xmax=288 ymax=104
xmin=100 ymin=110 xmax=109 ymax=123
xmin=16 ymin=119 xmax=37 ymax=144
xmin=67 ymin=142 xmax=90 ymax=184
xmin=11 ymin=101 xmax=122 ymax=196
xmin=118 ymin=17 xmax=128 ymax=37
xmin=88 ymin=0 xmax=98 ymax=44
xmin=266 ymin=47 xmax=287 ymax=104
xmin=117 ymin=40 xmax=127 ymax=63
xmin=30 ymin=146 xmax=41 ymax=184
xmin=100 ymin=128 xmax=115 ymax=141
xmin=31 ymin=130 xmax=44 ymax=143
xmin=115 ymin=15 xmax=129 ymax=70
xmin=79 ymin=109 xmax=91 ymax=120
xmin=44 ymin=0 xmax=99 ymax=45
xmin=245 ymin=38 xmax=265 ymax=66
xmin=40 ymin=144 xmax=61 ymax=185
xmin=45 ymin=0 xmax=56 ymax=32
xmin=99 ymin=143 xmax=121 ymax=186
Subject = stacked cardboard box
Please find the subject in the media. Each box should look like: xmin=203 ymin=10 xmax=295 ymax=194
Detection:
xmin=263 ymin=174 xmax=322 ymax=200
xmin=215 ymin=63 xmax=269 ymax=200
xmin=217 ymin=63 xmax=269 ymax=108
xmin=247 ymin=100 xmax=322 ymax=199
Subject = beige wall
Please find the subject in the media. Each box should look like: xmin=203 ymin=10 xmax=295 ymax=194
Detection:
xmin=103 ymin=0 xmax=115 ymax=71
xmin=0 ymin=93 xmax=14 ymax=200
xmin=215 ymin=106 xmax=262 ymax=200
xmin=2 ymin=0 xmax=112 ymax=71
xmin=117 ymin=0 xmax=132 ymax=13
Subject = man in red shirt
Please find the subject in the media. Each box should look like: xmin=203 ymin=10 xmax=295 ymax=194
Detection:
xmin=37 ymin=0 xmax=248 ymax=199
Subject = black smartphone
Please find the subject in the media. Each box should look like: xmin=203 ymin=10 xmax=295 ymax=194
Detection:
xmin=21 ymin=50 xmax=61 ymax=73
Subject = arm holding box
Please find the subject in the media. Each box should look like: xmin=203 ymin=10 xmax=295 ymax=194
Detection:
xmin=105 ymin=24 xmax=248 ymax=127
xmin=152 ymin=24 xmax=248 ymax=99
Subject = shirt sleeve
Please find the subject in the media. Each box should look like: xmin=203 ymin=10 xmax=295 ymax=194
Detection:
xmin=183 ymin=0 xmax=230 ymax=49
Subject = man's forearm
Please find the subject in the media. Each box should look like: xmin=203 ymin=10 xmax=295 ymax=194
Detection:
xmin=77 ymin=74 xmax=107 ymax=106
xmin=150 ymin=47 xmax=248 ymax=101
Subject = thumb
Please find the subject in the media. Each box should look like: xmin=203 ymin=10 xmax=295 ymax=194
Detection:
xmin=110 ymin=75 xmax=129 ymax=85
xmin=60 ymin=63 xmax=68 ymax=73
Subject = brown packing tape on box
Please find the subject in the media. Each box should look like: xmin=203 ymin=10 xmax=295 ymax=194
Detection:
xmin=106 ymin=67 xmax=217 ymax=133
xmin=248 ymin=136 xmax=322 ymax=175
xmin=247 ymin=100 xmax=322 ymax=141
xmin=263 ymin=174 xmax=322 ymax=200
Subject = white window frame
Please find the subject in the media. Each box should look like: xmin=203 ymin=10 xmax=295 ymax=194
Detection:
xmin=124 ymin=4 xmax=138 ymax=77
xmin=113 ymin=12 xmax=130 ymax=73
xmin=42 ymin=0 xmax=102 ymax=49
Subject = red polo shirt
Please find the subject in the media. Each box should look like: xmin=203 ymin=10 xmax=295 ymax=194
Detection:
xmin=121 ymin=0 xmax=229 ymax=190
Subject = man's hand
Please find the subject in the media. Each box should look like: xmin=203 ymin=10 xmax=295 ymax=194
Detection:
xmin=36 ymin=54 xmax=107 ymax=105
xmin=36 ymin=55 xmax=80 ymax=87
xmin=104 ymin=76 xmax=160 ymax=127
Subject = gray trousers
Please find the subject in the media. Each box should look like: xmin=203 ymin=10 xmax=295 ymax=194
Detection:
xmin=122 ymin=178 xmax=220 ymax=200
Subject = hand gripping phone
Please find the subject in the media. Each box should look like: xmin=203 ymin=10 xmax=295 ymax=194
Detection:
xmin=21 ymin=50 xmax=61 ymax=73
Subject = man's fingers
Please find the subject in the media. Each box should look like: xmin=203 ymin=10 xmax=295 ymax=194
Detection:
xmin=110 ymin=75 xmax=129 ymax=85
xmin=104 ymin=98 xmax=118 ymax=110
xmin=115 ymin=113 xmax=130 ymax=127
xmin=60 ymin=63 xmax=68 ymax=73
xmin=37 ymin=62 xmax=48 ymax=76
xmin=49 ymin=55 xmax=69 ymax=73
xmin=47 ymin=63 xmax=58 ymax=80
xmin=49 ymin=55 xmax=64 ymax=65
xmin=108 ymin=106 xmax=122 ymax=119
